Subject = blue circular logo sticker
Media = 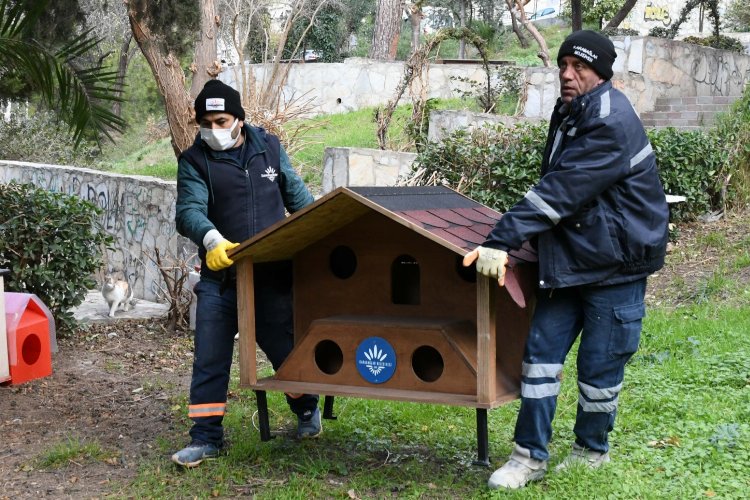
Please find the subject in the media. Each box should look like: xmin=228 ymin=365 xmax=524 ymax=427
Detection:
xmin=355 ymin=337 xmax=397 ymax=384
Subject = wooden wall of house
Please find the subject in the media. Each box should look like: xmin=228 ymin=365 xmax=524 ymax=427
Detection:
xmin=290 ymin=210 xmax=534 ymax=400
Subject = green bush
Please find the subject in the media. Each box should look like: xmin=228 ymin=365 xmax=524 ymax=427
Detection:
xmin=681 ymin=35 xmax=745 ymax=53
xmin=413 ymin=121 xmax=546 ymax=212
xmin=648 ymin=128 xmax=722 ymax=219
xmin=0 ymin=111 xmax=100 ymax=166
xmin=412 ymin=121 xmax=724 ymax=220
xmin=0 ymin=181 xmax=113 ymax=333
xmin=713 ymin=85 xmax=750 ymax=209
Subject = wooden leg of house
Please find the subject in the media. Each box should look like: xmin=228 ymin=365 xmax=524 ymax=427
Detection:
xmin=473 ymin=408 xmax=490 ymax=466
xmin=255 ymin=390 xmax=273 ymax=441
xmin=322 ymin=395 xmax=337 ymax=420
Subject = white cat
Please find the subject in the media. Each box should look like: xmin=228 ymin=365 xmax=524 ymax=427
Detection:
xmin=101 ymin=274 xmax=137 ymax=318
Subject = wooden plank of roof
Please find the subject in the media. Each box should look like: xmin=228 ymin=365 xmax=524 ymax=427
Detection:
xmin=332 ymin=188 xmax=471 ymax=256
xmin=230 ymin=186 xmax=477 ymax=263
xmin=229 ymin=188 xmax=370 ymax=263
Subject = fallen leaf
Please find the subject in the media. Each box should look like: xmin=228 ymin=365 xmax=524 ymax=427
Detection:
xmin=347 ymin=489 xmax=359 ymax=499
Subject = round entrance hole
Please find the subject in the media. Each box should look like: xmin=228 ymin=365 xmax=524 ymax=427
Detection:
xmin=330 ymin=245 xmax=357 ymax=279
xmin=411 ymin=345 xmax=444 ymax=382
xmin=21 ymin=333 xmax=42 ymax=365
xmin=314 ymin=339 xmax=344 ymax=375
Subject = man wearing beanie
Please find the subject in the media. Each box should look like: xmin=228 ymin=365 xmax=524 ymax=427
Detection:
xmin=464 ymin=30 xmax=668 ymax=489
xmin=173 ymin=79 xmax=321 ymax=467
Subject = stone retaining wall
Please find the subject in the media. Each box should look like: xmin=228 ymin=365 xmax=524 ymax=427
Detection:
xmin=0 ymin=160 xmax=194 ymax=302
xmin=322 ymin=148 xmax=417 ymax=193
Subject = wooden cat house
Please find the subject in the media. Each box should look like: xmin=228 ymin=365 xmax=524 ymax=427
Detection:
xmin=229 ymin=186 xmax=537 ymax=464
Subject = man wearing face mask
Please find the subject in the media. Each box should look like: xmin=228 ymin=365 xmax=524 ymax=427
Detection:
xmin=173 ymin=79 xmax=320 ymax=468
xmin=464 ymin=31 xmax=669 ymax=489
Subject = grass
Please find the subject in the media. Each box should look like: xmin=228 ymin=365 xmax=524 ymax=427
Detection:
xmin=119 ymin=296 xmax=750 ymax=498
xmin=97 ymin=98 xmax=480 ymax=189
xmin=37 ymin=437 xmax=112 ymax=469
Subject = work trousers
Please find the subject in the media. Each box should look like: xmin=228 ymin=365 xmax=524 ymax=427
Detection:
xmin=188 ymin=261 xmax=319 ymax=446
xmin=513 ymin=278 xmax=647 ymax=461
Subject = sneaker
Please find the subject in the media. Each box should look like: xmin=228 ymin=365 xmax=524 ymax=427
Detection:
xmin=554 ymin=443 xmax=611 ymax=471
xmin=487 ymin=444 xmax=547 ymax=489
xmin=171 ymin=440 xmax=221 ymax=468
xmin=296 ymin=408 xmax=322 ymax=439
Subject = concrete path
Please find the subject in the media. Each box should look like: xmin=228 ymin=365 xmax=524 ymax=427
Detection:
xmin=73 ymin=290 xmax=169 ymax=323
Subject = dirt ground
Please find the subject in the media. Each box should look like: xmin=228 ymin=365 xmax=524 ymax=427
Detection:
xmin=0 ymin=212 xmax=747 ymax=498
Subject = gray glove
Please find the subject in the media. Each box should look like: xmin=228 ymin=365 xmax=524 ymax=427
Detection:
xmin=463 ymin=246 xmax=509 ymax=286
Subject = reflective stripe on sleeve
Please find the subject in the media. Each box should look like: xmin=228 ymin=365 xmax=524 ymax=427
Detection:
xmin=600 ymin=91 xmax=611 ymax=118
xmin=524 ymin=190 xmax=561 ymax=225
xmin=630 ymin=143 xmax=653 ymax=169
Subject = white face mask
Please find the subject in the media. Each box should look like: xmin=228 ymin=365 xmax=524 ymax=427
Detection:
xmin=200 ymin=118 xmax=240 ymax=151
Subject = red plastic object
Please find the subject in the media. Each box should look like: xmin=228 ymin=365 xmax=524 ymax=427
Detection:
xmin=4 ymin=293 xmax=53 ymax=385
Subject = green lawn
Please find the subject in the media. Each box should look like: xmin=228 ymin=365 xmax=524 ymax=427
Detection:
xmin=121 ymin=300 xmax=750 ymax=498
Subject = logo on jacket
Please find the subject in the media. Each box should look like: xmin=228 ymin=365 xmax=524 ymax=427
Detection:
xmin=355 ymin=337 xmax=396 ymax=384
xmin=261 ymin=166 xmax=278 ymax=182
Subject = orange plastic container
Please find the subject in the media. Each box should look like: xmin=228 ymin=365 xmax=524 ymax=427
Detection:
xmin=4 ymin=293 xmax=53 ymax=385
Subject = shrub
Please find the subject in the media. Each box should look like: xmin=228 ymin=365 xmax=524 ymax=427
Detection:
xmin=648 ymin=128 xmax=723 ymax=219
xmin=450 ymin=65 xmax=523 ymax=114
xmin=412 ymin=121 xmax=546 ymax=211
xmin=0 ymin=181 xmax=113 ymax=333
xmin=0 ymin=110 xmax=100 ymax=166
xmin=681 ymin=35 xmax=744 ymax=53
xmin=601 ymin=27 xmax=640 ymax=37
xmin=412 ymin=121 xmax=724 ymax=221
xmin=713 ymin=85 xmax=750 ymax=209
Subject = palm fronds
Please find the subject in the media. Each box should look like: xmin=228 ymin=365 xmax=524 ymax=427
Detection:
xmin=0 ymin=0 xmax=126 ymax=146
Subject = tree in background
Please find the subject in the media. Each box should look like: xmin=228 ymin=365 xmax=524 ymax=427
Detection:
xmin=370 ymin=0 xmax=405 ymax=60
xmin=564 ymin=0 xmax=638 ymax=30
xmin=125 ymin=0 xmax=211 ymax=155
xmin=405 ymin=1 xmax=424 ymax=53
xmin=0 ymin=0 xmax=125 ymax=145
xmin=725 ymin=0 xmax=750 ymax=31
xmin=510 ymin=0 xmax=550 ymax=66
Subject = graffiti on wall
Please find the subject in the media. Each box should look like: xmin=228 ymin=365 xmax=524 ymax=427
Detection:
xmin=644 ymin=2 xmax=672 ymax=26
xmin=692 ymin=53 xmax=750 ymax=96
xmin=2 ymin=163 xmax=185 ymax=301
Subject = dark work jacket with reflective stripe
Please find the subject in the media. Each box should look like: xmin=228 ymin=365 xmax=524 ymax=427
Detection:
xmin=483 ymin=81 xmax=669 ymax=289
xmin=177 ymin=125 xmax=299 ymax=284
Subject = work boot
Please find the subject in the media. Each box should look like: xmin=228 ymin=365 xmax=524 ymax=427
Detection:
xmin=555 ymin=443 xmax=611 ymax=471
xmin=487 ymin=444 xmax=547 ymax=489
xmin=296 ymin=408 xmax=322 ymax=439
xmin=171 ymin=440 xmax=221 ymax=468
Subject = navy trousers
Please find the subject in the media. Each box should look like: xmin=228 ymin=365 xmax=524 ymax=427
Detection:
xmin=188 ymin=261 xmax=318 ymax=446
xmin=514 ymin=278 xmax=647 ymax=461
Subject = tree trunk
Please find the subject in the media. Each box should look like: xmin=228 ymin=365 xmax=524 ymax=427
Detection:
xmin=604 ymin=0 xmax=637 ymax=29
xmin=571 ymin=0 xmax=583 ymax=31
xmin=514 ymin=0 xmax=550 ymax=67
xmin=189 ymin=0 xmax=220 ymax=99
xmin=126 ymin=1 xmax=195 ymax=156
xmin=505 ymin=0 xmax=529 ymax=49
xmin=458 ymin=0 xmax=466 ymax=59
xmin=112 ymin=31 xmax=133 ymax=118
xmin=408 ymin=3 xmax=422 ymax=53
xmin=370 ymin=0 xmax=404 ymax=60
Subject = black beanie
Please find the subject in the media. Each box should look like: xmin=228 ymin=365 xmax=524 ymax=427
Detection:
xmin=193 ymin=80 xmax=245 ymax=123
xmin=557 ymin=30 xmax=616 ymax=80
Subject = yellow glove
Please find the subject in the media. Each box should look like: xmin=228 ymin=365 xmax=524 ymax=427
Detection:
xmin=463 ymin=246 xmax=509 ymax=287
xmin=203 ymin=229 xmax=239 ymax=271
